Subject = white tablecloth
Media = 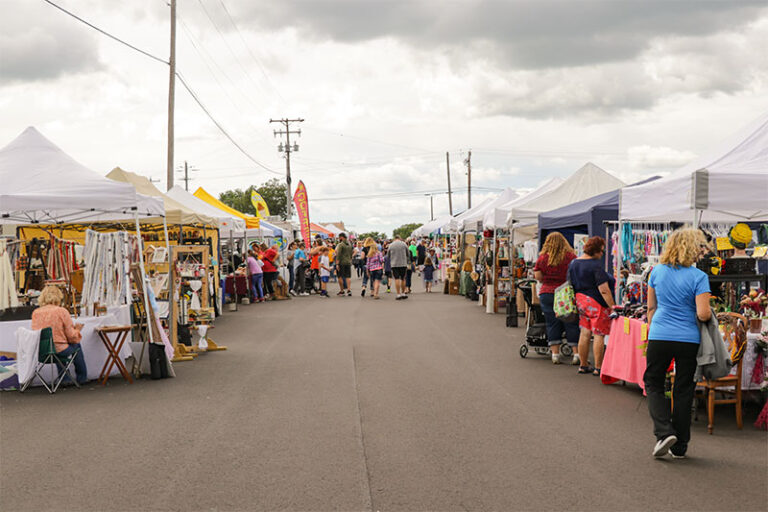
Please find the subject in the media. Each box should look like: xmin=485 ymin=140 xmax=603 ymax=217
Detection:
xmin=0 ymin=305 xmax=133 ymax=385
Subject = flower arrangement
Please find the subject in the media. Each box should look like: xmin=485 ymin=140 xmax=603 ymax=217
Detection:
xmin=740 ymin=288 xmax=767 ymax=318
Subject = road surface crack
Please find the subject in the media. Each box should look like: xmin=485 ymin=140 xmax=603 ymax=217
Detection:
xmin=352 ymin=345 xmax=375 ymax=512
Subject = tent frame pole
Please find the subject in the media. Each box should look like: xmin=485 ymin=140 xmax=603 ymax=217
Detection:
xmin=134 ymin=212 xmax=155 ymax=345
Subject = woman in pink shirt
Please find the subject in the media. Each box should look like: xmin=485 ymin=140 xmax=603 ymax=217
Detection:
xmin=247 ymin=249 xmax=264 ymax=302
xmin=30 ymin=285 xmax=88 ymax=384
xmin=533 ymin=232 xmax=580 ymax=365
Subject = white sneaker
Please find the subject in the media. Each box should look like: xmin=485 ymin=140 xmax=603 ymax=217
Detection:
xmin=571 ymin=354 xmax=580 ymax=366
xmin=552 ymin=353 xmax=561 ymax=365
xmin=653 ymin=435 xmax=678 ymax=458
xmin=300 ymin=292 xmax=310 ymax=296
xmin=289 ymin=290 xmax=297 ymax=296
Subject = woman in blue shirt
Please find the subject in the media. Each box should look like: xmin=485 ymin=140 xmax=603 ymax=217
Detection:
xmin=644 ymin=228 xmax=711 ymax=459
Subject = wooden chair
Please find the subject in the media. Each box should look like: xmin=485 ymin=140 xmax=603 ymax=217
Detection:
xmin=697 ymin=312 xmax=748 ymax=434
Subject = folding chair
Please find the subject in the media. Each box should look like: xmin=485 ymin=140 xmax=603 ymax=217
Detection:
xmin=20 ymin=327 xmax=81 ymax=394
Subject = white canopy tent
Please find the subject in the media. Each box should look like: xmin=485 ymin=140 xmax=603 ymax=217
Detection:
xmin=483 ymin=178 xmax=565 ymax=230
xmin=443 ymin=197 xmax=494 ymax=234
xmin=621 ymin=111 xmax=768 ymax=223
xmin=460 ymin=188 xmax=520 ymax=231
xmin=165 ymin=185 xmax=246 ymax=236
xmin=107 ymin=168 xmax=217 ymax=226
xmin=507 ymin=163 xmax=625 ymax=228
xmin=0 ymin=127 xmax=163 ymax=224
xmin=321 ymin=223 xmax=343 ymax=236
xmin=412 ymin=215 xmax=454 ymax=237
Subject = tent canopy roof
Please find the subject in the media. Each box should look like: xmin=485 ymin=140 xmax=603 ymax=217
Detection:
xmin=193 ymin=187 xmax=260 ymax=229
xmin=621 ymin=111 xmax=768 ymax=222
xmin=107 ymin=168 xmax=216 ymax=226
xmin=0 ymin=127 xmax=161 ymax=223
xmin=165 ymin=185 xmax=246 ymax=234
xmin=507 ymin=162 xmax=625 ymax=226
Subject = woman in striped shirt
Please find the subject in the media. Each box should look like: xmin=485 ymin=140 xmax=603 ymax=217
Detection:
xmin=366 ymin=244 xmax=384 ymax=299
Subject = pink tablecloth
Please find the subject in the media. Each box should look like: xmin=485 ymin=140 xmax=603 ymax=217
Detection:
xmin=601 ymin=316 xmax=647 ymax=392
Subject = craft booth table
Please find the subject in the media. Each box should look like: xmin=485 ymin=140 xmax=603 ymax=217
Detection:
xmin=600 ymin=315 xmax=766 ymax=393
xmin=0 ymin=305 xmax=133 ymax=387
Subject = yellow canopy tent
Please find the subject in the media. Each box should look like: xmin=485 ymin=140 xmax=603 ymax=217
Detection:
xmin=193 ymin=187 xmax=260 ymax=229
xmin=107 ymin=168 xmax=217 ymax=226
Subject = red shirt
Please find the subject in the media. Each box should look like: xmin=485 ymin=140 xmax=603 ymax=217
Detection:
xmin=533 ymin=252 xmax=576 ymax=294
xmin=261 ymin=248 xmax=278 ymax=273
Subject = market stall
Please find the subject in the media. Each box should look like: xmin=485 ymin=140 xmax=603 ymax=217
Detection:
xmin=0 ymin=127 xmax=164 ymax=387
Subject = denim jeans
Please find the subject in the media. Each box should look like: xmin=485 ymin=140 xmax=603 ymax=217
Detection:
xmin=288 ymin=265 xmax=295 ymax=291
xmin=251 ymin=273 xmax=264 ymax=300
xmin=539 ymin=293 xmax=580 ymax=346
xmin=56 ymin=344 xmax=88 ymax=384
xmin=643 ymin=340 xmax=699 ymax=454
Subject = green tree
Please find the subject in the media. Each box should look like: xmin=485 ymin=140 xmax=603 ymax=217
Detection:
xmin=393 ymin=223 xmax=422 ymax=240
xmin=219 ymin=178 xmax=288 ymax=219
xmin=358 ymin=231 xmax=387 ymax=241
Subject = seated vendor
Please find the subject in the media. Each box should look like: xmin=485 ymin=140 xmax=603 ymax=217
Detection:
xmin=30 ymin=285 xmax=88 ymax=385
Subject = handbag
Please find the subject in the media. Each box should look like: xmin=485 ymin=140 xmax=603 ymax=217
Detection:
xmin=553 ymin=271 xmax=578 ymax=323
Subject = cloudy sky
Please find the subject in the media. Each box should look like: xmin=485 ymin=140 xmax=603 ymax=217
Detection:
xmin=2 ymin=0 xmax=767 ymax=234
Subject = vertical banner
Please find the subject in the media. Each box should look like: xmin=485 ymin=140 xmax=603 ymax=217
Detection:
xmin=293 ymin=180 xmax=311 ymax=247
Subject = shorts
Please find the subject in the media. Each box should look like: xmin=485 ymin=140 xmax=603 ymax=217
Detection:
xmin=320 ymin=276 xmax=329 ymax=283
xmin=424 ymin=278 xmax=433 ymax=283
xmin=369 ymin=269 xmax=383 ymax=281
xmin=337 ymin=264 xmax=351 ymax=279
xmin=392 ymin=267 xmax=407 ymax=279
xmin=575 ymin=293 xmax=612 ymax=336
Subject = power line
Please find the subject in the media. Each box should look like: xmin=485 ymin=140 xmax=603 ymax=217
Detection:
xmin=195 ymin=0 xmax=275 ymax=105
xmin=216 ymin=0 xmax=286 ymax=104
xmin=175 ymin=72 xmax=282 ymax=176
xmin=41 ymin=0 xmax=168 ymax=65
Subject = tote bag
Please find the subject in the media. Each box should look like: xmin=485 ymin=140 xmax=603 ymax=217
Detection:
xmin=553 ymin=278 xmax=578 ymax=323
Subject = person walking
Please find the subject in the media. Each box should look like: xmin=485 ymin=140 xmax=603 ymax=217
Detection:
xmin=534 ymin=232 xmax=580 ymax=365
xmin=568 ymin=236 xmax=615 ymax=375
xmin=360 ymin=238 xmax=375 ymax=296
xmin=423 ymin=256 xmax=435 ymax=293
xmin=246 ymin=249 xmax=264 ymax=303
xmin=383 ymin=245 xmax=393 ymax=294
xmin=293 ymin=242 xmax=308 ymax=296
xmin=286 ymin=242 xmax=296 ymax=295
xmin=365 ymin=243 xmax=384 ymax=299
xmin=417 ymin=239 xmax=427 ymax=269
xmin=335 ymin=233 xmax=353 ymax=296
xmin=644 ymin=228 xmax=711 ymax=459
xmin=388 ymin=235 xmax=409 ymax=300
xmin=318 ymin=247 xmax=331 ymax=298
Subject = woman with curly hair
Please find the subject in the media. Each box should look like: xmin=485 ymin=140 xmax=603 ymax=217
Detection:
xmin=644 ymin=228 xmax=711 ymax=459
xmin=534 ymin=232 xmax=579 ymax=364
xmin=568 ymin=236 xmax=615 ymax=375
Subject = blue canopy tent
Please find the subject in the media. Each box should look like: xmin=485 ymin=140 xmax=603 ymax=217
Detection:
xmin=538 ymin=176 xmax=661 ymax=247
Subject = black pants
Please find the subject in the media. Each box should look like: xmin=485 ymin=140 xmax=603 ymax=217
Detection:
xmin=263 ymin=271 xmax=277 ymax=296
xmin=294 ymin=264 xmax=306 ymax=293
xmin=643 ymin=340 xmax=699 ymax=453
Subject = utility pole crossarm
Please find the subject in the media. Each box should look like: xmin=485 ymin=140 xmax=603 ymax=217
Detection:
xmin=270 ymin=118 xmax=305 ymax=220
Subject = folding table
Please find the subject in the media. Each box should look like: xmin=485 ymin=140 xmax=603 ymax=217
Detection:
xmin=96 ymin=325 xmax=134 ymax=385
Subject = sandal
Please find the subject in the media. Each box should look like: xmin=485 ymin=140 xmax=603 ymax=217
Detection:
xmin=593 ymin=368 xmax=601 ymax=376
xmin=578 ymin=366 xmax=595 ymax=374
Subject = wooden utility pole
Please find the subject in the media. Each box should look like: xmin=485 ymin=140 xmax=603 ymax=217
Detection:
xmin=425 ymin=194 xmax=434 ymax=221
xmin=166 ymin=0 xmax=176 ymax=191
xmin=446 ymin=152 xmax=453 ymax=215
xmin=465 ymin=150 xmax=472 ymax=209
xmin=270 ymin=118 xmax=304 ymax=220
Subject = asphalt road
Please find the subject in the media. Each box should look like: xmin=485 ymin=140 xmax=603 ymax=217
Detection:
xmin=2 ymin=278 xmax=766 ymax=511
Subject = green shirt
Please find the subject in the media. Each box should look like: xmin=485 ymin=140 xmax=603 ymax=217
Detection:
xmin=335 ymin=240 xmax=353 ymax=265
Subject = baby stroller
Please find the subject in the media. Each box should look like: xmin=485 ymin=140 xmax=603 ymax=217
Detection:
xmin=517 ymin=279 xmax=573 ymax=359
xmin=304 ymin=267 xmax=321 ymax=294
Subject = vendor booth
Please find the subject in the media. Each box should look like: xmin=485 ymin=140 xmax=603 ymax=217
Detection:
xmin=0 ymin=127 xmax=169 ymax=389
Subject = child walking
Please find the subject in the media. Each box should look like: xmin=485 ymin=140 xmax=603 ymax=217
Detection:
xmin=319 ymin=247 xmax=331 ymax=298
xmin=423 ymin=256 xmax=435 ymax=293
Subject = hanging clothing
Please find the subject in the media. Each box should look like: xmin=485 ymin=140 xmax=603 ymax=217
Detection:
xmin=0 ymin=240 xmax=19 ymax=309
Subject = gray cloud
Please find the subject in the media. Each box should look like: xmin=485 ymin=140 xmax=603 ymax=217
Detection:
xmin=231 ymin=1 xmax=766 ymax=69
xmin=0 ymin=3 xmax=102 ymax=83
